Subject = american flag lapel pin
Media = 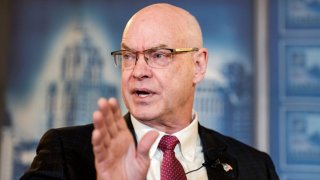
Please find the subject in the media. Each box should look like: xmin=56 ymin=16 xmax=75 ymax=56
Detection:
xmin=221 ymin=163 xmax=233 ymax=172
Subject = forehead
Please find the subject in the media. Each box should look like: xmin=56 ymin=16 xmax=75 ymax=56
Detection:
xmin=121 ymin=43 xmax=169 ymax=50
xmin=122 ymin=14 xmax=186 ymax=50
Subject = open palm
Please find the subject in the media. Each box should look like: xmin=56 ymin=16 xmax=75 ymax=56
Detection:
xmin=91 ymin=98 xmax=158 ymax=180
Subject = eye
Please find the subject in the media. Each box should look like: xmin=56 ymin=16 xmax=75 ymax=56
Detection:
xmin=122 ymin=52 xmax=135 ymax=60
xmin=150 ymin=51 xmax=169 ymax=59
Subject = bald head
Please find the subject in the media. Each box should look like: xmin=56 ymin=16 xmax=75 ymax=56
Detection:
xmin=122 ymin=3 xmax=203 ymax=49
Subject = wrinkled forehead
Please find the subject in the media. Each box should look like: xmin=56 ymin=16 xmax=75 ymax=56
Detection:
xmin=122 ymin=15 xmax=186 ymax=49
xmin=122 ymin=22 xmax=183 ymax=50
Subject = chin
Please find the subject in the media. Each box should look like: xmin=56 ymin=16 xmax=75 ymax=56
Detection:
xmin=130 ymin=108 xmax=159 ymax=121
xmin=131 ymin=112 xmax=153 ymax=121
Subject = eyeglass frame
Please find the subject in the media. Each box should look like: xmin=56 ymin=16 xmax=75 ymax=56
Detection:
xmin=110 ymin=47 xmax=199 ymax=69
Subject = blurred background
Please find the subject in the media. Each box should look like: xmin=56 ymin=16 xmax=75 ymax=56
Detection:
xmin=1 ymin=0 xmax=320 ymax=179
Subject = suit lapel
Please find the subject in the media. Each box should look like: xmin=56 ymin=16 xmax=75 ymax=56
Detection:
xmin=199 ymin=124 xmax=238 ymax=180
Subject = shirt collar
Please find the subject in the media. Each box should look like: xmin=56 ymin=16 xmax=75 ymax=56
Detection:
xmin=131 ymin=111 xmax=199 ymax=162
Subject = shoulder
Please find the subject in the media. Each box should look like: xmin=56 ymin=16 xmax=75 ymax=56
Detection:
xmin=51 ymin=123 xmax=94 ymax=134
xmin=43 ymin=124 xmax=94 ymax=138
xmin=199 ymin=125 xmax=278 ymax=179
xmin=199 ymin=125 xmax=267 ymax=157
xmin=41 ymin=124 xmax=95 ymax=172
xmin=21 ymin=124 xmax=96 ymax=179
xmin=38 ymin=124 xmax=94 ymax=152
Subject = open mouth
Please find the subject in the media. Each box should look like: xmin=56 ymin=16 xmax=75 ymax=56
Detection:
xmin=136 ymin=90 xmax=151 ymax=97
xmin=132 ymin=88 xmax=154 ymax=98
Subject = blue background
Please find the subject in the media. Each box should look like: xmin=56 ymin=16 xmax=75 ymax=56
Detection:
xmin=2 ymin=0 xmax=320 ymax=179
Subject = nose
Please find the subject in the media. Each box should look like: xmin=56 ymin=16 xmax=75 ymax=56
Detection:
xmin=132 ymin=54 xmax=152 ymax=79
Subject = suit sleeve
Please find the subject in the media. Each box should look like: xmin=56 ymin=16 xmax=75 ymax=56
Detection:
xmin=20 ymin=129 xmax=68 ymax=180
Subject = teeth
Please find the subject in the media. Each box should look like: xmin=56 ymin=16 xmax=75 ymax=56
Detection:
xmin=138 ymin=94 xmax=149 ymax=97
xmin=136 ymin=91 xmax=150 ymax=97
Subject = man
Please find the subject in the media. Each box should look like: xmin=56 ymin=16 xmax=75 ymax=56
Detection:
xmin=21 ymin=3 xmax=278 ymax=180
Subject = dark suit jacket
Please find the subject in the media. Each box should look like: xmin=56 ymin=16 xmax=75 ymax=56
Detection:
xmin=21 ymin=113 xmax=279 ymax=180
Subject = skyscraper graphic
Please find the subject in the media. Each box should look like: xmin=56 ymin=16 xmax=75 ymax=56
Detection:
xmin=4 ymin=25 xmax=119 ymax=180
xmin=46 ymin=27 xmax=118 ymax=128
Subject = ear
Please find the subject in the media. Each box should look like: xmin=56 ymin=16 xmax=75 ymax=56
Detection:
xmin=193 ymin=48 xmax=208 ymax=84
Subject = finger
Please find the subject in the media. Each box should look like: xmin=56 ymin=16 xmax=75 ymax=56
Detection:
xmin=92 ymin=129 xmax=108 ymax=163
xmin=98 ymin=98 xmax=118 ymax=138
xmin=137 ymin=131 xmax=159 ymax=160
xmin=93 ymin=110 xmax=111 ymax=149
xmin=108 ymin=98 xmax=127 ymax=131
xmin=108 ymin=98 xmax=122 ymax=121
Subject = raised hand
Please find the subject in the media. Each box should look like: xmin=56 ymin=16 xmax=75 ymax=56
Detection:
xmin=91 ymin=98 xmax=159 ymax=180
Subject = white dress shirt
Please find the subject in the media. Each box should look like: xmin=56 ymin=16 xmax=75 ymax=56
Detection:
xmin=131 ymin=112 xmax=208 ymax=180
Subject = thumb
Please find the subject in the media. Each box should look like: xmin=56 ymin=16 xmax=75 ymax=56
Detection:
xmin=137 ymin=131 xmax=159 ymax=160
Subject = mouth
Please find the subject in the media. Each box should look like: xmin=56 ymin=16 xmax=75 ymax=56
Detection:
xmin=132 ymin=88 xmax=154 ymax=98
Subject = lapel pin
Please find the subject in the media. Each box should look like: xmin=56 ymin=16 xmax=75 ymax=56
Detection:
xmin=221 ymin=163 xmax=233 ymax=172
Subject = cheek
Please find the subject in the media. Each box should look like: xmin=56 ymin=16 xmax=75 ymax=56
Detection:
xmin=121 ymin=72 xmax=131 ymax=99
xmin=121 ymin=70 xmax=130 ymax=87
xmin=163 ymin=64 xmax=193 ymax=96
xmin=171 ymin=62 xmax=194 ymax=85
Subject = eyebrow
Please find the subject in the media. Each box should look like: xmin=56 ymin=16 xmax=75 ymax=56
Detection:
xmin=121 ymin=43 xmax=169 ymax=51
xmin=121 ymin=43 xmax=132 ymax=50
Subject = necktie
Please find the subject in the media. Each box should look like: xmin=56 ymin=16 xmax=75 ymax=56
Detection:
xmin=158 ymin=135 xmax=187 ymax=180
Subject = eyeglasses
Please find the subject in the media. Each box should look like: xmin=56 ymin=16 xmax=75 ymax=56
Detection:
xmin=111 ymin=47 xmax=198 ymax=69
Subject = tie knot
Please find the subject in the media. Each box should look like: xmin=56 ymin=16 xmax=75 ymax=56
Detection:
xmin=158 ymin=135 xmax=179 ymax=151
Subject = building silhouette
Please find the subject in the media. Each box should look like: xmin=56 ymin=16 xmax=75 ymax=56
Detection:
xmin=8 ymin=27 xmax=119 ymax=180
xmin=46 ymin=28 xmax=118 ymax=128
xmin=195 ymin=61 xmax=253 ymax=145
